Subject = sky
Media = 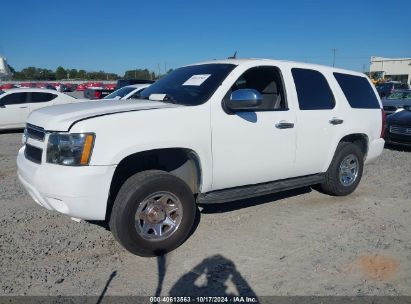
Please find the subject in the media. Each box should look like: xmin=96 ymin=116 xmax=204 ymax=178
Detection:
xmin=0 ymin=0 xmax=410 ymax=76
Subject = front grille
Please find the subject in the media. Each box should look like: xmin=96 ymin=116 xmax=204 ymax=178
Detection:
xmin=26 ymin=124 xmax=45 ymax=141
xmin=390 ymin=125 xmax=411 ymax=136
xmin=24 ymin=144 xmax=43 ymax=164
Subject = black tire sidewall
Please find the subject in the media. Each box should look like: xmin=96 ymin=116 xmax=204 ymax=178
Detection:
xmin=327 ymin=143 xmax=364 ymax=196
xmin=111 ymin=171 xmax=196 ymax=256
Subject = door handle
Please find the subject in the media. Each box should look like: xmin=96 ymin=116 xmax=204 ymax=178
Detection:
xmin=275 ymin=121 xmax=294 ymax=129
xmin=19 ymin=106 xmax=28 ymax=109
xmin=329 ymin=117 xmax=344 ymax=125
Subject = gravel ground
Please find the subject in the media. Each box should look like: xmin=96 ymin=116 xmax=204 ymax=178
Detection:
xmin=0 ymin=131 xmax=410 ymax=297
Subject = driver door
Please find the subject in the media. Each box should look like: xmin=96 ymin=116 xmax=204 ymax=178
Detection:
xmin=210 ymin=65 xmax=297 ymax=191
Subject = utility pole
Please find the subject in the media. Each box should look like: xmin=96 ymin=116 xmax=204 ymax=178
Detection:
xmin=331 ymin=48 xmax=337 ymax=67
xmin=158 ymin=64 xmax=161 ymax=78
xmin=164 ymin=62 xmax=167 ymax=74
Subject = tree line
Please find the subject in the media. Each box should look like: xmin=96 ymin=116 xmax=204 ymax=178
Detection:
xmin=8 ymin=65 xmax=173 ymax=81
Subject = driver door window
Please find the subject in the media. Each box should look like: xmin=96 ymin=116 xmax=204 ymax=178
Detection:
xmin=228 ymin=66 xmax=287 ymax=111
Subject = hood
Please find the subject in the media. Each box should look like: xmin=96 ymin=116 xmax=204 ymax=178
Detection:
xmin=388 ymin=109 xmax=411 ymax=126
xmin=27 ymin=99 xmax=182 ymax=131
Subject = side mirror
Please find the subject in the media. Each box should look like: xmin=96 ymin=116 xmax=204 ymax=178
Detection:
xmin=225 ymin=89 xmax=262 ymax=111
xmin=0 ymin=103 xmax=5 ymax=108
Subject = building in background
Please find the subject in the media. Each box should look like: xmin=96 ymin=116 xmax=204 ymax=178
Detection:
xmin=370 ymin=56 xmax=411 ymax=84
xmin=0 ymin=57 xmax=12 ymax=81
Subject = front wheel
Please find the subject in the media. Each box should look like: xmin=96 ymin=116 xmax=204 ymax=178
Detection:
xmin=319 ymin=142 xmax=364 ymax=196
xmin=109 ymin=170 xmax=196 ymax=256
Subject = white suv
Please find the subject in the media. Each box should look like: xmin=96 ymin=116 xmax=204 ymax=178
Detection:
xmin=17 ymin=59 xmax=385 ymax=256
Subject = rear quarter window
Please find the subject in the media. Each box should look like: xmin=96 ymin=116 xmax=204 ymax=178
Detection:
xmin=30 ymin=92 xmax=58 ymax=103
xmin=334 ymin=73 xmax=380 ymax=109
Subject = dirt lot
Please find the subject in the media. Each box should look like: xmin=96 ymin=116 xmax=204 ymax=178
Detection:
xmin=0 ymin=131 xmax=410 ymax=297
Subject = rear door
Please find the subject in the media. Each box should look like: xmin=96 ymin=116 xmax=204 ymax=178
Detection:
xmin=0 ymin=92 xmax=29 ymax=129
xmin=291 ymin=68 xmax=342 ymax=176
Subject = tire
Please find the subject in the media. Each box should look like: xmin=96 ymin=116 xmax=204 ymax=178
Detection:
xmin=109 ymin=170 xmax=196 ymax=257
xmin=319 ymin=142 xmax=364 ymax=196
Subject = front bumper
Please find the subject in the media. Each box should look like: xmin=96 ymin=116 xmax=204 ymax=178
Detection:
xmin=17 ymin=147 xmax=116 ymax=220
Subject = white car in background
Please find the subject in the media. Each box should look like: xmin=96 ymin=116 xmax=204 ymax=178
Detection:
xmin=103 ymin=84 xmax=151 ymax=100
xmin=0 ymin=88 xmax=77 ymax=130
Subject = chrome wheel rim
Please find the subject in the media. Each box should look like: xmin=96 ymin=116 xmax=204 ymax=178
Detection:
xmin=339 ymin=154 xmax=359 ymax=187
xmin=135 ymin=191 xmax=183 ymax=241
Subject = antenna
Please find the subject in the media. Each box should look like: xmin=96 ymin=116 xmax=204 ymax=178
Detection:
xmin=228 ymin=51 xmax=237 ymax=59
xmin=331 ymin=48 xmax=337 ymax=67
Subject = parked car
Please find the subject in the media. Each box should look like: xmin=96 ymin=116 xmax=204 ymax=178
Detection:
xmin=56 ymin=84 xmax=72 ymax=92
xmin=382 ymin=90 xmax=411 ymax=115
xmin=76 ymin=83 xmax=86 ymax=91
xmin=20 ymin=83 xmax=37 ymax=88
xmin=0 ymin=83 xmax=17 ymax=90
xmin=385 ymin=106 xmax=411 ymax=146
xmin=116 ymin=79 xmax=154 ymax=89
xmin=17 ymin=59 xmax=385 ymax=256
xmin=0 ymin=88 xmax=77 ymax=130
xmin=84 ymin=87 xmax=115 ymax=99
xmin=376 ymin=82 xmax=409 ymax=97
xmin=103 ymin=84 xmax=151 ymax=100
xmin=45 ymin=84 xmax=57 ymax=91
xmin=104 ymin=83 xmax=117 ymax=90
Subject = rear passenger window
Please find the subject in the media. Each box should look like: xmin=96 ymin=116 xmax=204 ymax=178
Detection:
xmin=30 ymin=92 xmax=58 ymax=103
xmin=334 ymin=73 xmax=380 ymax=109
xmin=292 ymin=68 xmax=335 ymax=110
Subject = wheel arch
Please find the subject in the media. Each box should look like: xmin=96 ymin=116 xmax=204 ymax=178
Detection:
xmin=324 ymin=133 xmax=369 ymax=172
xmin=106 ymin=148 xmax=202 ymax=220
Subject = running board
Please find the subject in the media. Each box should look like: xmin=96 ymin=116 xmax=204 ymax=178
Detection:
xmin=197 ymin=174 xmax=325 ymax=204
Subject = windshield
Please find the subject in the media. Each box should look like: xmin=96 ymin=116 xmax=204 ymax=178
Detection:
xmin=139 ymin=63 xmax=236 ymax=105
xmin=387 ymin=91 xmax=411 ymax=100
xmin=104 ymin=87 xmax=135 ymax=99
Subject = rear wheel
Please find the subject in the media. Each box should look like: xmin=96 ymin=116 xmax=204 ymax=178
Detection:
xmin=319 ymin=142 xmax=364 ymax=196
xmin=109 ymin=170 xmax=196 ymax=256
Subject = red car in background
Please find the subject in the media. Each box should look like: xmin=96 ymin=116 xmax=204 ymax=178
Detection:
xmin=76 ymin=83 xmax=86 ymax=91
xmin=22 ymin=83 xmax=38 ymax=88
xmin=0 ymin=83 xmax=17 ymax=90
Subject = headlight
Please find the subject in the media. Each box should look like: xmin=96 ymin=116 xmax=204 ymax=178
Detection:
xmin=46 ymin=133 xmax=95 ymax=166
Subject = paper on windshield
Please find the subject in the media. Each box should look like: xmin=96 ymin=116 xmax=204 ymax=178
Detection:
xmin=182 ymin=74 xmax=211 ymax=86
xmin=149 ymin=93 xmax=167 ymax=101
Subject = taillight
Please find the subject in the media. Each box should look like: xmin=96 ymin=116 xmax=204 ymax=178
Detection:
xmin=380 ymin=109 xmax=386 ymax=138
xmin=94 ymin=91 xmax=102 ymax=99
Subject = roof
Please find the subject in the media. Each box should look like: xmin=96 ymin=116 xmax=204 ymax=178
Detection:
xmin=188 ymin=58 xmax=366 ymax=77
